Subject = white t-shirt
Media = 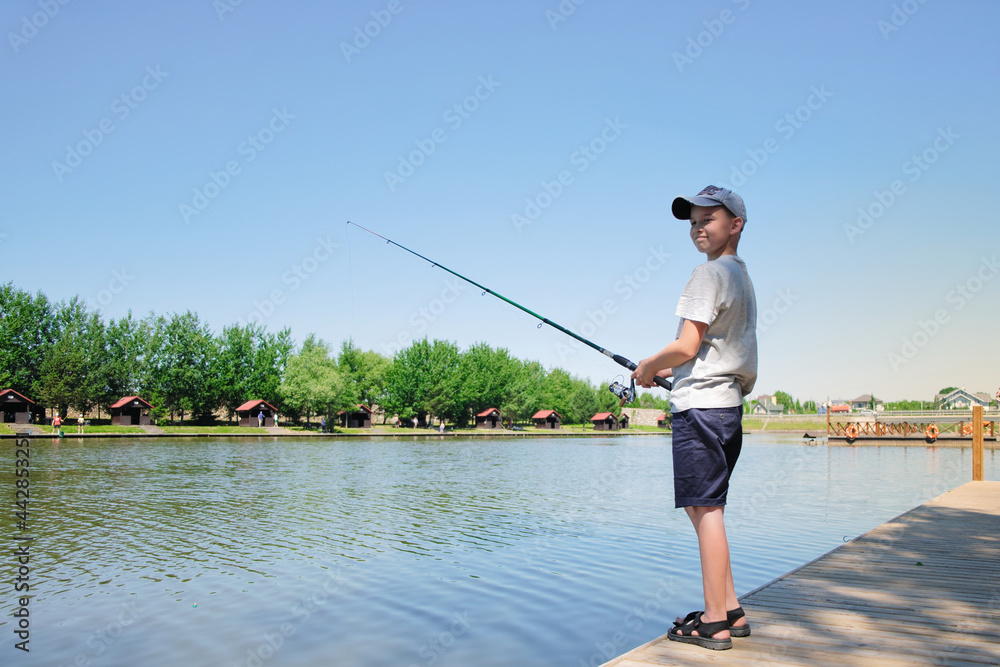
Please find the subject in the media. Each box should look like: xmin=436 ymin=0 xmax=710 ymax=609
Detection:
xmin=669 ymin=255 xmax=757 ymax=412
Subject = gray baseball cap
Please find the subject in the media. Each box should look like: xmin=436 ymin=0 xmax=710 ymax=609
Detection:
xmin=672 ymin=185 xmax=747 ymax=222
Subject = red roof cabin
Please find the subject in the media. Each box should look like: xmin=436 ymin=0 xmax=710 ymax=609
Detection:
xmin=591 ymin=412 xmax=619 ymax=431
xmin=475 ymin=408 xmax=502 ymax=429
xmin=656 ymin=413 xmax=671 ymax=428
xmin=338 ymin=404 xmax=373 ymax=429
xmin=236 ymin=400 xmax=277 ymax=427
xmin=1 ymin=389 xmax=35 ymax=424
xmin=111 ymin=396 xmax=154 ymax=426
xmin=532 ymin=410 xmax=562 ymax=429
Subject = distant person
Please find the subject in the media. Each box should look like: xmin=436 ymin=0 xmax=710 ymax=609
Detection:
xmin=52 ymin=413 xmax=61 ymax=434
xmin=439 ymin=421 xmax=445 ymax=433
xmin=77 ymin=415 xmax=85 ymax=433
xmin=320 ymin=417 xmax=326 ymax=432
xmin=632 ymin=186 xmax=756 ymax=651
xmin=258 ymin=410 xmax=265 ymax=427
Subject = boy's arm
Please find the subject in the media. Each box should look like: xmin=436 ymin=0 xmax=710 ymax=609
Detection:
xmin=631 ymin=318 xmax=708 ymax=388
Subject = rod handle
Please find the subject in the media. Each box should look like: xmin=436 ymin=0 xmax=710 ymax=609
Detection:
xmin=611 ymin=354 xmax=672 ymax=391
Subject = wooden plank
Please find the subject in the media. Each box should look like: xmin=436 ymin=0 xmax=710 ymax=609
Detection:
xmin=601 ymin=481 xmax=1000 ymax=667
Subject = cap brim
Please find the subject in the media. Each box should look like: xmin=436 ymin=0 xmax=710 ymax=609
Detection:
xmin=672 ymin=195 xmax=723 ymax=220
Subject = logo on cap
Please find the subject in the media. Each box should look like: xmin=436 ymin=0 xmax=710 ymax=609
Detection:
xmin=698 ymin=185 xmax=724 ymax=196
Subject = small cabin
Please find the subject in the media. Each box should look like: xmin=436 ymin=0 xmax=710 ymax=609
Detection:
xmin=475 ymin=408 xmax=502 ymax=429
xmin=619 ymin=413 xmax=630 ymax=429
xmin=591 ymin=412 xmax=619 ymax=431
xmin=236 ymin=400 xmax=277 ymax=427
xmin=0 ymin=389 xmax=34 ymax=424
xmin=110 ymin=396 xmax=154 ymax=426
xmin=338 ymin=404 xmax=373 ymax=429
xmin=532 ymin=409 xmax=562 ymax=429
xmin=656 ymin=413 xmax=671 ymax=428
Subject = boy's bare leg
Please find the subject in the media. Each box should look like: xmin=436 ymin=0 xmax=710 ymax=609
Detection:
xmin=678 ymin=505 xmax=742 ymax=637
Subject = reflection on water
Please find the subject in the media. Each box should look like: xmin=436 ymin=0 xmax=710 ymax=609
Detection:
xmin=1 ymin=435 xmax=995 ymax=666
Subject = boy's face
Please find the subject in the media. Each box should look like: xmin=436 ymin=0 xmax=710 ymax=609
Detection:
xmin=688 ymin=205 xmax=743 ymax=260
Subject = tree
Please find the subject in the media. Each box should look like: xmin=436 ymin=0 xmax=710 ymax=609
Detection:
xmin=383 ymin=338 xmax=461 ymax=424
xmin=100 ymin=311 xmax=150 ymax=414
xmin=337 ymin=339 xmax=390 ymax=413
xmin=278 ymin=335 xmax=350 ymax=426
xmin=144 ymin=312 xmax=219 ymax=423
xmin=0 ymin=283 xmax=57 ymax=398
xmin=458 ymin=343 xmax=520 ymax=423
xmin=773 ymin=391 xmax=794 ymax=413
xmin=215 ymin=323 xmax=291 ymax=421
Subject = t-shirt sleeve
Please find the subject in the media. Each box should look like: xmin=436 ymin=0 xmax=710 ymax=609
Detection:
xmin=675 ymin=264 xmax=720 ymax=327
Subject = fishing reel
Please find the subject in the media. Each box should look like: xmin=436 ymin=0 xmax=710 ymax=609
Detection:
xmin=608 ymin=375 xmax=636 ymax=407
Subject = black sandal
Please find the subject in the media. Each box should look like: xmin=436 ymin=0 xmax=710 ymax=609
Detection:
xmin=667 ymin=611 xmax=733 ymax=650
xmin=674 ymin=607 xmax=751 ymax=638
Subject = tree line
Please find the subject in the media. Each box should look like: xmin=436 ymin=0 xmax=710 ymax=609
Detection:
xmin=0 ymin=283 xmax=669 ymax=426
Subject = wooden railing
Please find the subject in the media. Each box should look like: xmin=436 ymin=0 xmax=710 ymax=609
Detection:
xmin=828 ymin=406 xmax=990 ymax=481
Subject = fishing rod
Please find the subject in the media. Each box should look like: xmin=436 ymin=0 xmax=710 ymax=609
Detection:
xmin=347 ymin=221 xmax=671 ymax=399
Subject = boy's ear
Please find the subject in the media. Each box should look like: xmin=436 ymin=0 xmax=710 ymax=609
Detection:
xmin=731 ymin=216 xmax=745 ymax=234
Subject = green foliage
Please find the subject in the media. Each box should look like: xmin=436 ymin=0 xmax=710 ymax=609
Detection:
xmin=278 ymin=335 xmax=350 ymax=424
xmin=383 ymin=338 xmax=461 ymax=424
xmin=773 ymin=390 xmax=794 ymax=412
xmin=0 ymin=283 xmax=57 ymax=396
xmin=216 ymin=323 xmax=292 ymax=418
xmin=144 ymin=312 xmax=219 ymax=423
xmin=337 ymin=339 xmax=390 ymax=412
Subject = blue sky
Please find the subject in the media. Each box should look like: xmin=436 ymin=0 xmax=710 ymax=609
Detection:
xmin=3 ymin=0 xmax=998 ymax=404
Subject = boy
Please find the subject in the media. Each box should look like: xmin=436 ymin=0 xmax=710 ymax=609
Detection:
xmin=632 ymin=185 xmax=757 ymax=651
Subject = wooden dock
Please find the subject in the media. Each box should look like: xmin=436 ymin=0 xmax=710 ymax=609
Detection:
xmin=602 ymin=481 xmax=1000 ymax=666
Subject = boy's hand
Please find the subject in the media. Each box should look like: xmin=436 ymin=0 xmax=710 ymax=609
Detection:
xmin=632 ymin=362 xmax=671 ymax=388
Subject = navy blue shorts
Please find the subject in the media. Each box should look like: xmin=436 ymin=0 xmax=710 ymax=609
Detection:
xmin=671 ymin=406 xmax=743 ymax=508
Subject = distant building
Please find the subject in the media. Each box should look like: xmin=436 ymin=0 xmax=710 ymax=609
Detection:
xmin=850 ymin=394 xmax=883 ymax=411
xmin=619 ymin=413 xmax=630 ymax=429
xmin=110 ymin=396 xmax=154 ymax=426
xmin=656 ymin=413 xmax=671 ymax=428
xmin=338 ymin=404 xmax=373 ymax=428
xmin=936 ymin=388 xmax=991 ymax=410
xmin=591 ymin=412 xmax=619 ymax=431
xmin=475 ymin=408 xmax=501 ymax=429
xmin=751 ymin=394 xmax=784 ymax=416
xmin=532 ymin=410 xmax=562 ymax=429
xmin=0 ymin=389 xmax=34 ymax=424
xmin=236 ymin=400 xmax=277 ymax=427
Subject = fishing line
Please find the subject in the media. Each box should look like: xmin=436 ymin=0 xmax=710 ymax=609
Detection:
xmin=346 ymin=221 xmax=671 ymax=394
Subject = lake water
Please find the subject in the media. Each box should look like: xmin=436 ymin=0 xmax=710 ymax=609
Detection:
xmin=3 ymin=434 xmax=997 ymax=667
